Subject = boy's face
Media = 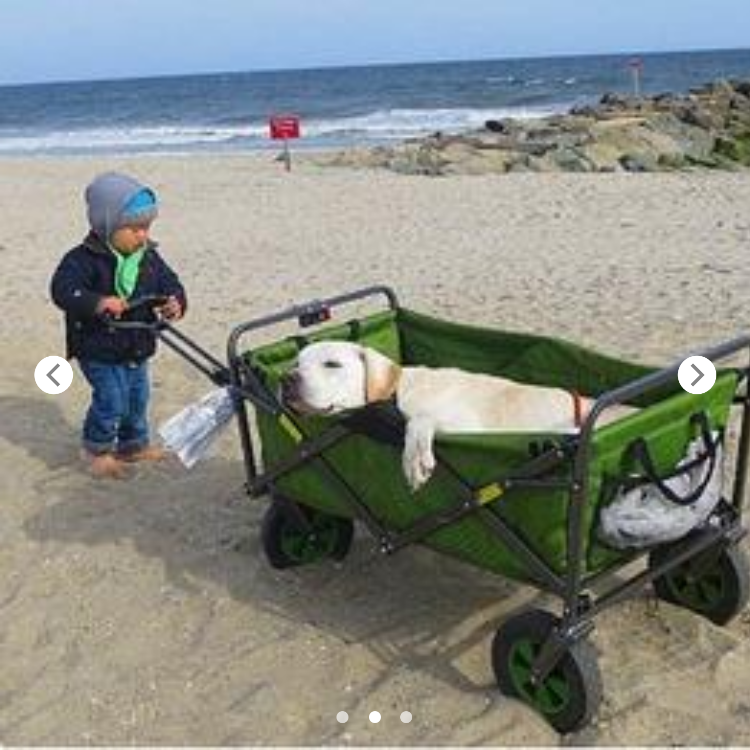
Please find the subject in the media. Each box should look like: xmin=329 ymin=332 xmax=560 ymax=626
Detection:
xmin=110 ymin=220 xmax=152 ymax=254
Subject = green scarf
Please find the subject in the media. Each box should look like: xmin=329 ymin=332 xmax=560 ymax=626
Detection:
xmin=111 ymin=248 xmax=145 ymax=299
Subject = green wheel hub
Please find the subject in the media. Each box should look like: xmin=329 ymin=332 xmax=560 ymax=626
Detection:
xmin=661 ymin=559 xmax=727 ymax=611
xmin=507 ymin=638 xmax=573 ymax=716
xmin=278 ymin=513 xmax=345 ymax=563
xmin=262 ymin=500 xmax=354 ymax=569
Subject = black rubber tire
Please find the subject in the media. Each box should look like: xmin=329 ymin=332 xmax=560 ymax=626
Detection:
xmin=649 ymin=541 xmax=750 ymax=625
xmin=261 ymin=501 xmax=354 ymax=569
xmin=491 ymin=609 xmax=602 ymax=734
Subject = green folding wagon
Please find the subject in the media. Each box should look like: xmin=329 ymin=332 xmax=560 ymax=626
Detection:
xmin=136 ymin=285 xmax=750 ymax=733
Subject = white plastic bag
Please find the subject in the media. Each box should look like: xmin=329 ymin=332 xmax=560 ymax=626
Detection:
xmin=159 ymin=387 xmax=237 ymax=468
xmin=598 ymin=433 xmax=723 ymax=549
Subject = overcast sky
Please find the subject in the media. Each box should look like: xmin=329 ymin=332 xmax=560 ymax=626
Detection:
xmin=2 ymin=0 xmax=749 ymax=85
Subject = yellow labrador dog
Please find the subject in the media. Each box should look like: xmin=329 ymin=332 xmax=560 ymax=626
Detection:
xmin=282 ymin=341 xmax=609 ymax=491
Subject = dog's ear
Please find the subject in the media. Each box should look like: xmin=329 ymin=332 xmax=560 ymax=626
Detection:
xmin=361 ymin=346 xmax=400 ymax=403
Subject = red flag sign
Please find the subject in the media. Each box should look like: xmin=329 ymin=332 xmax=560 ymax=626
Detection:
xmin=269 ymin=114 xmax=301 ymax=140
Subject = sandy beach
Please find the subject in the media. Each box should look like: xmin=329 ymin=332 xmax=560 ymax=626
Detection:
xmin=2 ymin=153 xmax=750 ymax=745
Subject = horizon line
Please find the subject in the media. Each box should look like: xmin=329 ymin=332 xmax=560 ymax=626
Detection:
xmin=2 ymin=44 xmax=749 ymax=89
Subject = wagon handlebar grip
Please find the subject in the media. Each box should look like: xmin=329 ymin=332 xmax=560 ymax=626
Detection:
xmin=98 ymin=294 xmax=171 ymax=329
xmin=98 ymin=317 xmax=165 ymax=332
xmin=126 ymin=293 xmax=170 ymax=311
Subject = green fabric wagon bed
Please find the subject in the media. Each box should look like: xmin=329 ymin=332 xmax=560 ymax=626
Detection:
xmin=220 ymin=296 xmax=749 ymax=733
xmin=249 ymin=307 xmax=738 ymax=584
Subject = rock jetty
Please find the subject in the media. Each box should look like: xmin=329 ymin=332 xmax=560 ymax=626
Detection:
xmin=320 ymin=79 xmax=750 ymax=175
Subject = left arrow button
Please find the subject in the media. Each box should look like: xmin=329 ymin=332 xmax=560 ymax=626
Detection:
xmin=35 ymin=356 xmax=74 ymax=395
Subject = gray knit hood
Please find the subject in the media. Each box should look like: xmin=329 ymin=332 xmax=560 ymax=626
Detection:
xmin=85 ymin=172 xmax=158 ymax=240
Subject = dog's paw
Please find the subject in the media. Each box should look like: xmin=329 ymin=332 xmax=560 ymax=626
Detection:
xmin=403 ymin=417 xmax=437 ymax=493
xmin=403 ymin=443 xmax=436 ymax=492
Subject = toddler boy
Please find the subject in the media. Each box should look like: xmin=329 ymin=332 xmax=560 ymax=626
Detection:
xmin=51 ymin=172 xmax=186 ymax=478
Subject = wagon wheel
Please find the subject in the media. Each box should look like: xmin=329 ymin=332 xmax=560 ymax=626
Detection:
xmin=491 ymin=609 xmax=602 ymax=734
xmin=649 ymin=541 xmax=750 ymax=625
xmin=261 ymin=500 xmax=354 ymax=569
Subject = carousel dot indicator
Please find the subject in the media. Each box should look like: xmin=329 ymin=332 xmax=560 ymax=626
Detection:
xmin=400 ymin=711 xmax=412 ymax=723
xmin=369 ymin=710 xmax=381 ymax=723
xmin=336 ymin=711 xmax=348 ymax=723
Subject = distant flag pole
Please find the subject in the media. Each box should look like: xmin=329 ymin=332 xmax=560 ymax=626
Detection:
xmin=629 ymin=57 xmax=643 ymax=98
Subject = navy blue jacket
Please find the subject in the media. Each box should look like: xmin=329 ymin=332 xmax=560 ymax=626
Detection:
xmin=50 ymin=232 xmax=187 ymax=363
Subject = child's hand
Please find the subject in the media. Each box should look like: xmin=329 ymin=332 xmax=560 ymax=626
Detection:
xmin=159 ymin=295 xmax=183 ymax=321
xmin=96 ymin=296 xmax=128 ymax=318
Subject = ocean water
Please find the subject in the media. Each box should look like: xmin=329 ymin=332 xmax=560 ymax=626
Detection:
xmin=1 ymin=48 xmax=749 ymax=156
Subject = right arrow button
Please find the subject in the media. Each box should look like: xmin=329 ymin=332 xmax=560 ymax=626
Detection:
xmin=679 ymin=355 xmax=716 ymax=395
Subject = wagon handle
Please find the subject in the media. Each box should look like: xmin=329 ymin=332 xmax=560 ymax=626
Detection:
xmin=226 ymin=284 xmax=398 ymax=365
xmin=625 ymin=412 xmax=721 ymax=507
xmin=101 ymin=297 xmax=231 ymax=387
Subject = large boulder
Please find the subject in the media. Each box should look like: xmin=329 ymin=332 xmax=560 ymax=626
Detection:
xmin=646 ymin=112 xmax=716 ymax=161
xmin=674 ymin=103 xmax=726 ymax=131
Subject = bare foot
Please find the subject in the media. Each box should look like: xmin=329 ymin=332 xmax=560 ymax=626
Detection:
xmin=85 ymin=452 xmax=130 ymax=479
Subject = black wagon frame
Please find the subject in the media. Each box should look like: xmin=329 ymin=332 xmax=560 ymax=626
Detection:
xmin=122 ymin=284 xmax=750 ymax=732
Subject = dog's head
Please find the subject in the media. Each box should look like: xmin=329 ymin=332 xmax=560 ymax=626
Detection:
xmin=281 ymin=341 xmax=400 ymax=416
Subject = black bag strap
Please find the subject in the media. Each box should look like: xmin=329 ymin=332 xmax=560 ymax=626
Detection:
xmin=627 ymin=412 xmax=721 ymax=507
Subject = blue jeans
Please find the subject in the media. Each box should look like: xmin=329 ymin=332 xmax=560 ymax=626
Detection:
xmin=79 ymin=360 xmax=150 ymax=455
